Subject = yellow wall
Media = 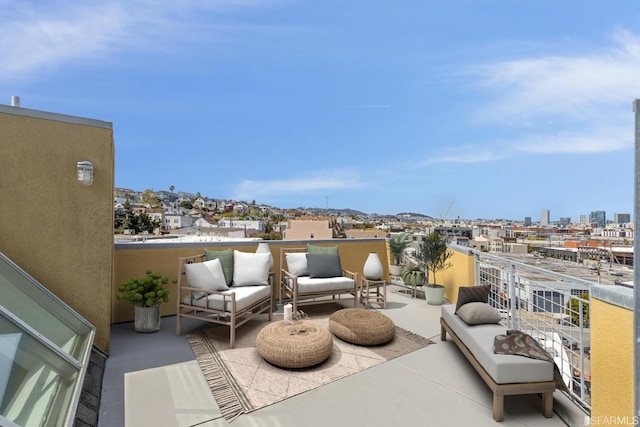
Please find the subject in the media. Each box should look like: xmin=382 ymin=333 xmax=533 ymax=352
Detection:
xmin=113 ymin=239 xmax=390 ymax=323
xmin=590 ymin=297 xmax=634 ymax=422
xmin=0 ymin=106 xmax=114 ymax=353
xmin=439 ymin=247 xmax=476 ymax=303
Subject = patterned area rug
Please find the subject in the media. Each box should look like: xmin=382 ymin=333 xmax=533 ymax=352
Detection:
xmin=186 ymin=305 xmax=433 ymax=422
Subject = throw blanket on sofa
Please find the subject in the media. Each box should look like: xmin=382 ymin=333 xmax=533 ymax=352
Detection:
xmin=494 ymin=330 xmax=568 ymax=392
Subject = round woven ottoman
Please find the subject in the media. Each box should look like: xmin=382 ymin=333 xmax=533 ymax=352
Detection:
xmin=329 ymin=308 xmax=395 ymax=345
xmin=256 ymin=320 xmax=333 ymax=368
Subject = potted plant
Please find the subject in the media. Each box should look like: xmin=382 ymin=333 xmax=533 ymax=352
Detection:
xmin=415 ymin=232 xmax=453 ymax=305
xmin=401 ymin=264 xmax=425 ymax=296
xmin=117 ymin=269 xmax=171 ymax=333
xmin=389 ymin=233 xmax=411 ymax=276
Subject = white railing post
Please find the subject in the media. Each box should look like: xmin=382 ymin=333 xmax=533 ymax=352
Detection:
xmin=509 ymin=263 xmax=517 ymax=329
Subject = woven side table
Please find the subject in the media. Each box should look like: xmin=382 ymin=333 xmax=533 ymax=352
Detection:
xmin=329 ymin=308 xmax=395 ymax=346
xmin=256 ymin=320 xmax=333 ymax=368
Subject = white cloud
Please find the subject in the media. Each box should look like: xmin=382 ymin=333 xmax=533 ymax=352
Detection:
xmin=0 ymin=4 xmax=129 ymax=79
xmin=469 ymin=29 xmax=640 ymax=124
xmin=423 ymin=149 xmax=506 ymax=165
xmin=0 ymin=0 xmax=275 ymax=82
xmin=232 ymin=170 xmax=363 ymax=200
xmin=515 ymin=127 xmax=631 ymax=154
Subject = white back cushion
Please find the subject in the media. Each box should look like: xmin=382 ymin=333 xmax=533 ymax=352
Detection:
xmin=232 ymin=250 xmax=271 ymax=286
xmin=285 ymin=252 xmax=309 ymax=276
xmin=184 ymin=258 xmax=228 ymax=298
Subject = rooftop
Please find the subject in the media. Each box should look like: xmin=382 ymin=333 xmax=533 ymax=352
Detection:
xmin=99 ymin=285 xmax=586 ymax=427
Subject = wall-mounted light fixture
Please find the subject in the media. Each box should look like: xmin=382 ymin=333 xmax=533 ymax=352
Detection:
xmin=77 ymin=161 xmax=94 ymax=186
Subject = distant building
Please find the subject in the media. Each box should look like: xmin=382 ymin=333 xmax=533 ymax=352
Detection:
xmin=590 ymin=210 xmax=606 ymax=228
xmin=614 ymin=213 xmax=631 ymax=224
xmin=559 ymin=217 xmax=571 ymax=227
xmin=218 ymin=219 xmax=265 ymax=233
xmin=524 ymin=217 xmax=531 ymax=227
xmin=540 ymin=210 xmax=550 ymax=227
xmin=344 ymin=229 xmax=387 ymax=239
xmin=284 ymin=217 xmax=345 ymax=240
xmin=579 ymin=214 xmax=589 ymax=224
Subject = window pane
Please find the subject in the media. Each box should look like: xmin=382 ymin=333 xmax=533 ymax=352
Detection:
xmin=0 ymin=315 xmax=77 ymax=427
xmin=0 ymin=254 xmax=93 ymax=360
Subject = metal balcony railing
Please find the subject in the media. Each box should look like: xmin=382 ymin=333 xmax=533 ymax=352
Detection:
xmin=471 ymin=249 xmax=592 ymax=413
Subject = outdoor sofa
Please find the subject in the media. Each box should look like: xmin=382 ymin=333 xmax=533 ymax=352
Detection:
xmin=440 ymin=287 xmax=556 ymax=422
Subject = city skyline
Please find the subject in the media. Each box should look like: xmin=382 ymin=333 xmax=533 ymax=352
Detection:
xmin=1 ymin=1 xmax=637 ymax=219
xmin=118 ymin=186 xmax=630 ymax=224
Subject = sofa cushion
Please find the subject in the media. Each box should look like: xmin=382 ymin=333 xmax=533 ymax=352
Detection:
xmin=307 ymin=253 xmax=342 ymax=278
xmin=457 ymin=302 xmax=501 ymax=325
xmin=307 ymin=244 xmax=339 ymax=255
xmin=184 ymin=259 xmax=229 ymax=298
xmin=285 ymin=252 xmax=309 ymax=276
xmin=205 ymin=248 xmax=234 ymax=286
xmin=232 ymin=250 xmax=271 ymax=287
xmin=184 ymin=285 xmax=271 ymax=312
xmin=455 ymin=285 xmax=491 ymax=313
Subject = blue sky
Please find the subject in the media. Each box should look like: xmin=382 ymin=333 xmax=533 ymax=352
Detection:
xmin=2 ymin=1 xmax=638 ymax=221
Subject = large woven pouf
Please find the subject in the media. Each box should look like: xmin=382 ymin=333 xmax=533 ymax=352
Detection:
xmin=329 ymin=308 xmax=395 ymax=346
xmin=256 ymin=320 xmax=333 ymax=368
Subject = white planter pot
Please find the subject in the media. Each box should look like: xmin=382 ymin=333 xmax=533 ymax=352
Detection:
xmin=135 ymin=305 xmax=161 ymax=333
xmin=425 ymin=285 xmax=446 ymax=306
xmin=363 ymin=252 xmax=383 ymax=280
xmin=389 ymin=264 xmax=403 ymax=277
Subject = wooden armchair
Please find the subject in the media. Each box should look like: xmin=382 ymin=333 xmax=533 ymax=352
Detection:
xmin=279 ymin=247 xmax=358 ymax=313
xmin=176 ymin=251 xmax=273 ymax=348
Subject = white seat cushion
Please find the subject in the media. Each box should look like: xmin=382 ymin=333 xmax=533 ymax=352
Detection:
xmin=296 ymin=276 xmax=355 ymax=293
xmin=183 ymin=285 xmax=271 ymax=312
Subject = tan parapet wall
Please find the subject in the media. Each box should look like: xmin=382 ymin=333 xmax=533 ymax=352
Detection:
xmin=0 ymin=106 xmax=114 ymax=353
xmin=590 ymin=295 xmax=634 ymax=423
xmin=113 ymin=239 xmax=390 ymax=324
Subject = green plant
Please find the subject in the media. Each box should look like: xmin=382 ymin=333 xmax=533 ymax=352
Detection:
xmin=389 ymin=233 xmax=411 ymax=265
xmin=566 ymin=293 xmax=590 ymax=327
xmin=117 ymin=269 xmax=171 ymax=307
xmin=401 ymin=264 xmax=424 ymax=287
xmin=415 ymin=232 xmax=453 ymax=287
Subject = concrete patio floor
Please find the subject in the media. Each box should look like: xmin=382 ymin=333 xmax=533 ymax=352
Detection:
xmin=99 ymin=284 xmax=586 ymax=427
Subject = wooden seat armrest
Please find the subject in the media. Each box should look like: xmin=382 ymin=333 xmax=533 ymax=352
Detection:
xmin=342 ymin=269 xmax=358 ymax=281
xmin=281 ymin=269 xmax=298 ymax=279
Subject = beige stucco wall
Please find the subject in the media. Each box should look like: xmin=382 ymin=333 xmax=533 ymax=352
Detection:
xmin=113 ymin=240 xmax=390 ymax=323
xmin=0 ymin=106 xmax=114 ymax=353
xmin=284 ymin=219 xmax=333 ymax=240
xmin=590 ymin=296 xmax=634 ymax=423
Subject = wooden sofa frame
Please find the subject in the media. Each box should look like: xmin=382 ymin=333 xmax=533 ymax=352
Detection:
xmin=176 ymin=253 xmax=273 ymax=348
xmin=440 ymin=317 xmax=555 ymax=422
xmin=279 ymin=247 xmax=358 ymax=313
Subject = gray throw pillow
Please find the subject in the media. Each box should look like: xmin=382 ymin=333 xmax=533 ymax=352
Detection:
xmin=306 ymin=253 xmax=342 ymax=278
xmin=307 ymin=244 xmax=339 ymax=255
xmin=455 ymin=285 xmax=491 ymax=313
xmin=457 ymin=302 xmax=502 ymax=325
